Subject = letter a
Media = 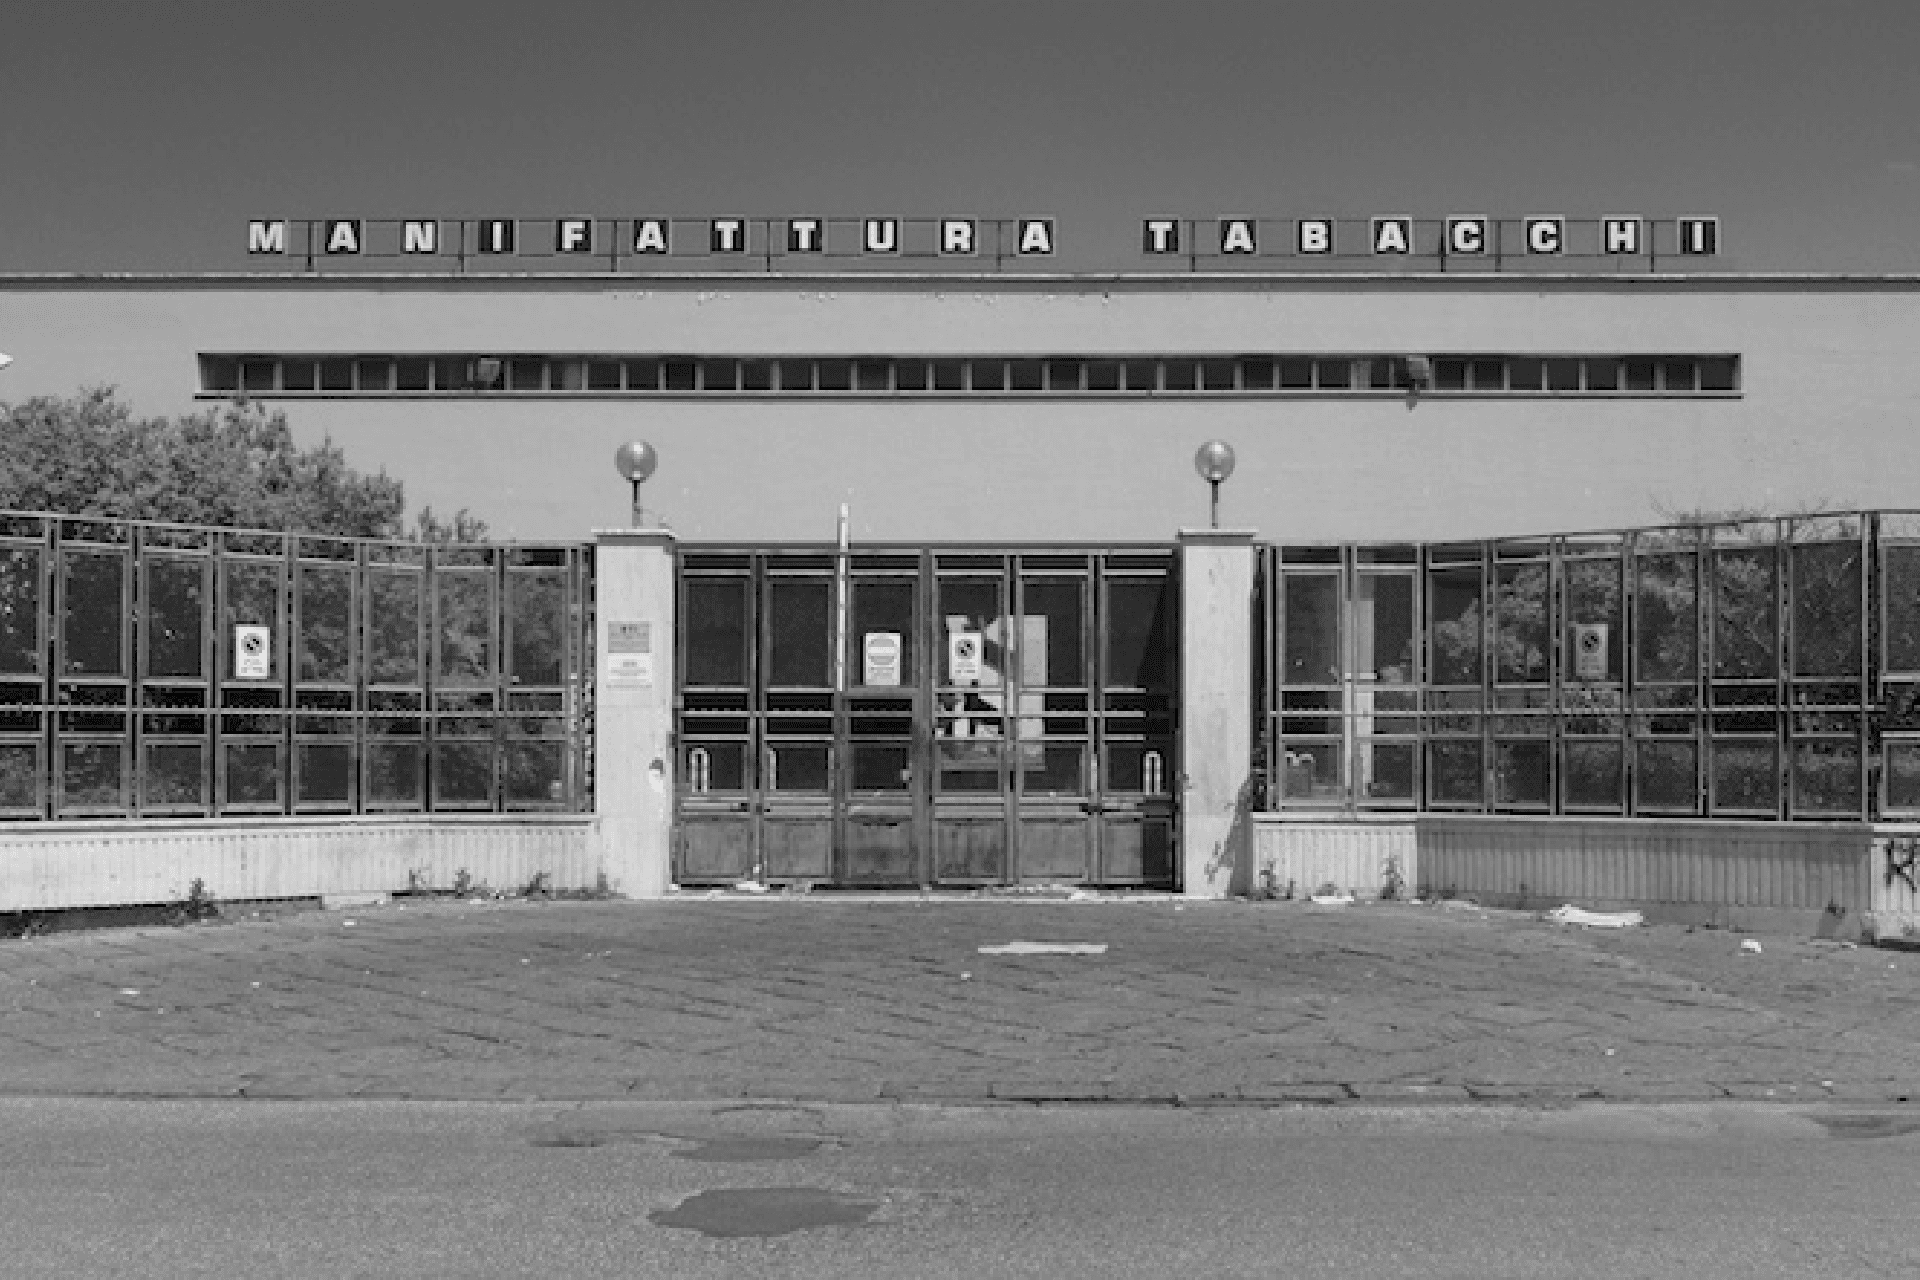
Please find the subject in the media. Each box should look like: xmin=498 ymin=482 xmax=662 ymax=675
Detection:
xmin=633 ymin=220 xmax=669 ymax=254
xmin=1220 ymin=219 xmax=1256 ymax=254
xmin=325 ymin=220 xmax=362 ymax=254
xmin=1018 ymin=219 xmax=1054 ymax=255
xmin=1373 ymin=217 xmax=1411 ymax=254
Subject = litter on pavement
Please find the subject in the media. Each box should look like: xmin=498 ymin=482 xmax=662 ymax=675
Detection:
xmin=1741 ymin=938 xmax=1764 ymax=954
xmin=977 ymin=941 xmax=1109 ymax=955
xmin=1308 ymin=892 xmax=1356 ymax=906
xmin=1545 ymin=904 xmax=1646 ymax=929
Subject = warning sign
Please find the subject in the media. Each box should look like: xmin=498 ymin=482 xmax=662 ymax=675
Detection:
xmin=234 ymin=625 xmax=271 ymax=680
xmin=949 ymin=631 xmax=983 ymax=683
xmin=605 ymin=620 xmax=653 ymax=687
xmin=1572 ymin=623 xmax=1609 ymax=681
xmin=863 ymin=631 xmax=902 ymax=687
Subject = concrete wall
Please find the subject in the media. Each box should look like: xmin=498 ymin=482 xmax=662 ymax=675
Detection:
xmin=3 ymin=275 xmax=1918 ymax=544
xmin=0 ymin=815 xmax=597 ymax=912
xmin=1178 ymin=529 xmax=1254 ymax=897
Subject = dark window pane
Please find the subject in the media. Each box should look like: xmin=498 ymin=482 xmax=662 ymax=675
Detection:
xmin=1712 ymin=740 xmax=1776 ymax=813
xmin=663 ymin=360 xmax=696 ymax=391
xmin=625 ymin=359 xmax=661 ymax=391
xmin=700 ymin=359 xmax=738 ymax=391
xmin=968 ymin=360 xmax=1005 ymax=391
xmin=502 ymin=740 xmax=567 ymax=807
xmin=817 ymin=360 xmax=852 ymax=391
xmin=1046 ymin=360 xmax=1081 ymax=391
xmin=851 ymin=743 xmax=909 ymax=791
xmin=242 ymin=360 xmax=277 ymax=392
xmin=1636 ymin=554 xmax=1698 ymax=682
xmin=1427 ymin=740 xmax=1482 ymax=805
xmin=1279 ymin=358 xmax=1313 ymax=389
xmin=296 ymin=742 xmax=354 ymax=806
xmin=320 ymin=359 xmax=353 ymax=391
xmin=778 ymin=360 xmax=814 ymax=391
xmin=1240 ymin=358 xmax=1275 ymax=390
xmin=356 ymin=359 xmax=392 ymax=392
xmin=1106 ymin=577 xmax=1172 ymax=691
xmin=1201 ymin=360 xmax=1235 ymax=391
xmin=1793 ymin=740 xmax=1861 ymax=814
xmin=1086 ymin=360 xmax=1121 ymax=391
xmin=201 ymin=356 xmax=240 ymax=392
xmin=281 ymin=359 xmax=317 ymax=391
xmin=767 ymin=579 xmax=831 ymax=688
xmin=931 ymin=361 xmax=963 ymax=391
xmin=853 ymin=580 xmax=916 ymax=687
xmin=587 ymin=359 xmax=622 ymax=390
xmin=146 ymin=557 xmax=206 ymax=678
xmin=142 ymin=741 xmax=205 ymax=809
xmin=1162 ymin=359 xmax=1198 ymax=391
xmin=1008 ymin=360 xmax=1043 ymax=391
xmin=1564 ymin=558 xmax=1623 ymax=682
xmin=1792 ymin=541 xmax=1861 ymax=677
xmin=1585 ymin=358 xmax=1620 ymax=391
xmin=509 ymin=358 xmax=546 ymax=391
xmin=1699 ymin=357 xmax=1737 ymax=391
xmin=1661 ymin=358 xmax=1697 ymax=391
xmin=395 ymin=358 xmax=431 ymax=390
xmin=1563 ymin=740 xmax=1623 ymax=810
xmin=1495 ymin=740 xmax=1551 ymax=807
xmin=1713 ymin=549 xmax=1777 ymax=678
xmin=892 ymin=361 xmax=926 ymax=391
xmin=298 ymin=565 xmax=354 ymax=684
xmin=1023 ymin=578 xmax=1086 ymax=687
xmin=507 ymin=571 xmax=567 ymax=687
xmin=1433 ymin=359 xmax=1467 ymax=391
xmin=1283 ymin=575 xmax=1341 ymax=685
xmin=0 ymin=549 xmax=41 ymax=675
xmin=1314 ymin=359 xmax=1351 ymax=389
xmin=1495 ymin=563 xmax=1549 ymax=683
xmin=62 ymin=742 xmax=126 ymax=810
xmin=1889 ymin=546 xmax=1920 ymax=670
xmin=368 ymin=572 xmax=422 ymax=685
xmin=366 ymin=742 xmax=424 ymax=808
xmin=1545 ymin=359 xmax=1580 ymax=391
xmin=1358 ymin=574 xmax=1415 ymax=683
xmin=1636 ymin=740 xmax=1697 ymax=811
xmin=433 ymin=741 xmax=495 ymax=807
xmin=1885 ymin=742 xmax=1920 ymax=810
xmin=1123 ymin=360 xmax=1157 ymax=390
xmin=63 ymin=553 xmax=125 ymax=676
xmin=685 ymin=578 xmax=749 ymax=687
xmin=434 ymin=571 xmax=494 ymax=686
xmin=1469 ymin=359 xmax=1503 ymax=391
xmin=223 ymin=742 xmax=280 ymax=807
xmin=1624 ymin=358 xmax=1656 ymax=391
xmin=1428 ymin=566 xmax=1481 ymax=685
xmin=1509 ymin=358 xmax=1543 ymax=391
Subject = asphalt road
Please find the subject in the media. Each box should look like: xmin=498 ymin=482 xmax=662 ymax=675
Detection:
xmin=2 ymin=1098 xmax=1916 ymax=1279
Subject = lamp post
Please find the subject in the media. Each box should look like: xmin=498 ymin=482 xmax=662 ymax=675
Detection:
xmin=614 ymin=440 xmax=657 ymax=527
xmin=1193 ymin=440 xmax=1235 ymax=529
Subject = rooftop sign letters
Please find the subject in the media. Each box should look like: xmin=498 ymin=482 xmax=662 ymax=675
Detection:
xmin=245 ymin=214 xmax=1720 ymax=271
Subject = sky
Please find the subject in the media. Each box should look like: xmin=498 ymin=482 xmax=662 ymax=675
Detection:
xmin=2 ymin=0 xmax=1919 ymax=275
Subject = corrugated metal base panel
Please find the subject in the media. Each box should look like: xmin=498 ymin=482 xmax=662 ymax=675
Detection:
xmin=1252 ymin=818 xmax=1418 ymax=899
xmin=0 ymin=815 xmax=600 ymax=912
xmin=1869 ymin=825 xmax=1920 ymax=944
xmin=1419 ymin=815 xmax=1874 ymax=937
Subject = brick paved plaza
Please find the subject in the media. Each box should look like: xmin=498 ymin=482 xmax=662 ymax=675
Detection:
xmin=2 ymin=897 xmax=1917 ymax=1106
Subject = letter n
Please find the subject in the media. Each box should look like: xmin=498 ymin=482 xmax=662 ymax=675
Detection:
xmin=403 ymin=221 xmax=439 ymax=254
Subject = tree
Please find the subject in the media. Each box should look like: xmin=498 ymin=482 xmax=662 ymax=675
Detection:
xmin=0 ymin=389 xmax=484 ymax=541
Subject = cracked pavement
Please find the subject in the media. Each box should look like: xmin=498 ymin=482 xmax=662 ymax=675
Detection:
xmin=2 ymin=896 xmax=1917 ymax=1106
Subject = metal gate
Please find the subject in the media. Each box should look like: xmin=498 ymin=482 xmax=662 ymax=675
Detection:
xmin=674 ymin=546 xmax=1177 ymax=887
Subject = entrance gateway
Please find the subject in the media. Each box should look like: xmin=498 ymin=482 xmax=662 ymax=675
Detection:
xmin=674 ymin=547 xmax=1177 ymax=887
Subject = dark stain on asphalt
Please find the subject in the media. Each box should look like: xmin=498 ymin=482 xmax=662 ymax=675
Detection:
xmin=1809 ymin=1113 xmax=1920 ymax=1141
xmin=650 ymin=1187 xmax=880 ymax=1238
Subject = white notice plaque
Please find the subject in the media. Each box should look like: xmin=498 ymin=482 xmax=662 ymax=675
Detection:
xmin=949 ymin=631 xmax=983 ymax=683
xmin=863 ymin=631 xmax=902 ymax=687
xmin=1572 ymin=623 xmax=1609 ymax=681
xmin=606 ymin=620 xmax=653 ymax=687
xmin=234 ymin=625 xmax=271 ymax=680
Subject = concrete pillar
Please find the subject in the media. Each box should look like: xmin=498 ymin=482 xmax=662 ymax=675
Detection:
xmin=591 ymin=528 xmax=676 ymax=897
xmin=1178 ymin=528 xmax=1257 ymax=898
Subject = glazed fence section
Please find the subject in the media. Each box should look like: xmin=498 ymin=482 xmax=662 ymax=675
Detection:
xmin=1262 ymin=511 xmax=1920 ymax=823
xmin=0 ymin=513 xmax=592 ymax=820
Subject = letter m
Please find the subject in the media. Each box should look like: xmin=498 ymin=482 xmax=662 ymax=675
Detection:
xmin=248 ymin=221 xmax=287 ymax=254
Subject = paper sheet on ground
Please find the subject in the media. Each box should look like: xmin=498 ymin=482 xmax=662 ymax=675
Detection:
xmin=977 ymin=941 xmax=1109 ymax=955
xmin=1547 ymin=904 xmax=1645 ymax=928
